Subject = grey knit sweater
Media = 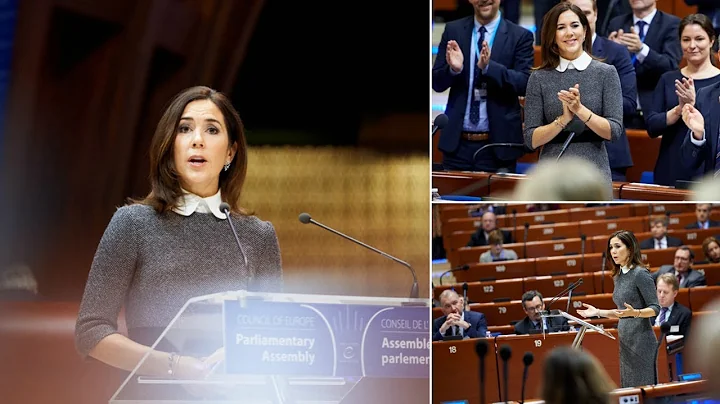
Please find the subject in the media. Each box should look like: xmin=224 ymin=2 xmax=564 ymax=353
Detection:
xmin=75 ymin=204 xmax=283 ymax=356
xmin=523 ymin=60 xmax=624 ymax=190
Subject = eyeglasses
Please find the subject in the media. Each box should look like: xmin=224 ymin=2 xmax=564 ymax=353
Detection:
xmin=525 ymin=304 xmax=544 ymax=313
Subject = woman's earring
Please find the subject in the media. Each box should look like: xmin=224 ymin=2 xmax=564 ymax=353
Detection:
xmin=224 ymin=162 xmax=230 ymax=171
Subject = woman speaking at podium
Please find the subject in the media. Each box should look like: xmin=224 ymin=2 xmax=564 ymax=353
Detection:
xmin=74 ymin=86 xmax=283 ymax=381
xmin=577 ymin=230 xmax=660 ymax=388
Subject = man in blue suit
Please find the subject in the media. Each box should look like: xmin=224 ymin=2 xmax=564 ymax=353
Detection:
xmin=607 ymin=0 xmax=681 ymax=129
xmin=432 ymin=289 xmax=488 ymax=341
xmin=433 ymin=0 xmax=533 ymax=172
xmin=680 ymin=84 xmax=720 ymax=179
xmin=566 ymin=0 xmax=637 ymax=181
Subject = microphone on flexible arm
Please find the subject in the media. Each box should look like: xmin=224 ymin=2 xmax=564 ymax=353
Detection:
xmin=580 ymin=234 xmax=586 ymax=273
xmin=499 ymin=345 xmax=512 ymax=403
xmin=520 ymin=352 xmax=535 ymax=404
xmin=438 ymin=264 xmax=470 ymax=285
xmin=475 ymin=339 xmax=488 ymax=404
xmin=472 ymin=143 xmax=528 ymax=161
xmin=600 ymin=251 xmax=607 ymax=293
xmin=542 ymin=278 xmax=584 ymax=316
xmin=463 ymin=282 xmax=469 ymax=309
xmin=599 ymin=0 xmax=620 ymax=36
xmin=431 ymin=114 xmax=448 ymax=136
xmin=298 ymin=213 xmax=419 ymax=298
xmin=556 ymin=120 xmax=585 ymax=162
xmin=512 ymin=209 xmax=517 ymax=241
xmin=523 ymin=223 xmax=529 ymax=259
xmin=566 ymin=278 xmax=583 ymax=313
xmin=219 ymin=202 xmax=249 ymax=267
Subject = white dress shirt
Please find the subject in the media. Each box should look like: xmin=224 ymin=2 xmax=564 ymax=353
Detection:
xmin=655 ymin=236 xmax=668 ymax=249
xmin=632 ymin=8 xmax=657 ymax=65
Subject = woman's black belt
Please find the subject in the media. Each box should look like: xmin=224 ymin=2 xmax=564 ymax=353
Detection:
xmin=547 ymin=128 xmax=604 ymax=145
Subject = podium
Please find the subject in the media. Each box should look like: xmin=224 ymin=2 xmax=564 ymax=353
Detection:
xmin=109 ymin=290 xmax=430 ymax=403
xmin=541 ymin=310 xmax=616 ymax=348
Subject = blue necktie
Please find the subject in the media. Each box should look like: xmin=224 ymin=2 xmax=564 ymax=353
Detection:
xmin=658 ymin=307 xmax=668 ymax=324
xmin=469 ymin=26 xmax=487 ymax=125
xmin=715 ymin=128 xmax=720 ymax=178
xmin=632 ymin=21 xmax=647 ymax=66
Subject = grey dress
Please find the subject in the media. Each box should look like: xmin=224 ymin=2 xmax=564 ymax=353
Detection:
xmin=523 ymin=59 xmax=624 ymax=191
xmin=613 ymin=266 xmax=661 ymax=388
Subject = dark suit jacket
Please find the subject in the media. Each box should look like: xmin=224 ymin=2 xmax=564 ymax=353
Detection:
xmin=513 ymin=315 xmax=570 ymax=335
xmin=432 ymin=16 xmax=534 ymax=161
xmin=650 ymin=301 xmax=692 ymax=337
xmin=432 ymin=310 xmax=488 ymax=341
xmin=684 ymin=220 xmax=720 ymax=230
xmin=593 ymin=35 xmax=637 ymax=169
xmin=681 ymin=81 xmax=720 ymax=177
xmin=607 ymin=11 xmax=682 ymax=112
xmin=684 ymin=0 xmax=719 ymax=26
xmin=467 ymin=228 xmax=513 ymax=247
xmin=653 ymin=265 xmax=707 ymax=288
xmin=639 ymin=235 xmax=683 ymax=250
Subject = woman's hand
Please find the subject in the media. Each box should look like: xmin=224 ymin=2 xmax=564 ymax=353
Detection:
xmin=613 ymin=302 xmax=639 ymax=318
xmin=682 ymin=104 xmax=705 ymax=138
xmin=675 ymin=78 xmax=695 ymax=108
xmin=577 ymin=303 xmax=599 ymax=318
xmin=558 ymin=84 xmax=583 ymax=114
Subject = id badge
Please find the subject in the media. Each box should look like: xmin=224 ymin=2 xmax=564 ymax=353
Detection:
xmin=474 ymin=88 xmax=487 ymax=101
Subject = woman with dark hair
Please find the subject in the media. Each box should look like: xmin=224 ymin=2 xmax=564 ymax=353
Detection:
xmin=541 ymin=346 xmax=616 ymax=404
xmin=645 ymin=14 xmax=720 ymax=186
xmin=75 ymin=86 xmax=283 ymax=381
xmin=523 ymin=2 xmax=623 ymax=193
xmin=577 ymin=230 xmax=660 ymax=388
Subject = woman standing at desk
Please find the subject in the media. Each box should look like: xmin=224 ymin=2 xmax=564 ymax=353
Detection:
xmin=645 ymin=14 xmax=720 ymax=186
xmin=75 ymin=86 xmax=283 ymax=382
xmin=577 ymin=230 xmax=660 ymax=388
xmin=523 ymin=2 xmax=623 ymax=193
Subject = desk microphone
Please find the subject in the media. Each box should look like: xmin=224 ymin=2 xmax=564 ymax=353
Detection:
xmin=438 ymin=264 xmax=470 ymax=285
xmin=544 ymin=278 xmax=583 ymax=315
xmin=523 ymin=223 xmax=529 ymax=259
xmin=298 ymin=212 xmax=419 ymax=298
xmin=219 ymin=202 xmax=249 ymax=267
xmin=432 ymin=114 xmax=448 ymax=136
xmin=475 ymin=339 xmax=488 ymax=404
xmin=520 ymin=352 xmax=535 ymax=404
xmin=463 ymin=282 xmax=469 ymax=309
xmin=556 ymin=121 xmax=585 ymax=162
xmin=499 ymin=345 xmax=512 ymax=403
xmin=600 ymin=252 xmax=607 ymax=293
xmin=580 ymin=234 xmax=586 ymax=273
xmin=472 ymin=143 xmax=528 ymax=161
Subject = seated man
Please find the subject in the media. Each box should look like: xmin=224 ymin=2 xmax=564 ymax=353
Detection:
xmin=479 ymin=229 xmax=519 ymax=262
xmin=651 ymin=273 xmax=692 ymax=336
xmin=639 ymin=216 xmax=682 ymax=250
xmin=652 ymin=246 xmax=707 ymax=288
xmin=685 ymin=204 xmax=720 ymax=230
xmin=467 ymin=211 xmax=513 ymax=247
xmin=514 ymin=290 xmax=570 ymax=335
xmin=432 ymin=289 xmax=488 ymax=341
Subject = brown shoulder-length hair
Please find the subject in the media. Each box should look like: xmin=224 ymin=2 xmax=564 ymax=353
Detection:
xmin=540 ymin=346 xmax=616 ymax=404
xmin=535 ymin=2 xmax=595 ymax=70
xmin=606 ymin=230 xmax=648 ymax=277
xmin=131 ymin=86 xmax=250 ymax=215
xmin=702 ymin=236 xmax=720 ymax=262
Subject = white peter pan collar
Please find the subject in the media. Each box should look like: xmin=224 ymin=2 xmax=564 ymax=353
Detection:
xmin=556 ymin=51 xmax=592 ymax=72
xmin=173 ymin=188 xmax=227 ymax=220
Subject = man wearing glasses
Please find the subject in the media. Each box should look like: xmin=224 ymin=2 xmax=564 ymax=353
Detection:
xmin=513 ymin=290 xmax=570 ymax=335
xmin=652 ymin=246 xmax=707 ymax=288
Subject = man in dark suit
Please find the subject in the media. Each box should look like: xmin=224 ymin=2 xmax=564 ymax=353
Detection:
xmin=684 ymin=204 xmax=720 ymax=230
xmin=684 ymin=0 xmax=720 ymax=34
xmin=433 ymin=0 xmax=533 ymax=172
xmin=651 ymin=273 xmax=692 ymax=336
xmin=653 ymin=246 xmax=707 ymax=288
xmin=566 ymin=0 xmax=637 ymax=181
xmin=639 ymin=216 xmax=683 ymax=250
xmin=513 ymin=290 xmax=570 ymax=335
xmin=467 ymin=211 xmax=513 ymax=247
xmin=432 ymin=289 xmax=488 ymax=341
xmin=607 ymin=0 xmax=681 ymax=128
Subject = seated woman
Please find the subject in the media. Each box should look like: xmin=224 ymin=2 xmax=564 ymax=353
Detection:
xmin=479 ymin=230 xmax=519 ymax=262
xmin=645 ymin=14 xmax=720 ymax=186
xmin=702 ymin=236 xmax=720 ymax=264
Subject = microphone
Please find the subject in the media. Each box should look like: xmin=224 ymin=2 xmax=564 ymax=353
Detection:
xmin=523 ymin=223 xmax=529 ymax=259
xmin=475 ymin=340 xmax=488 ymax=404
xmin=566 ymin=278 xmax=583 ymax=313
xmin=463 ymin=282 xmax=469 ymax=310
xmin=219 ymin=202 xmax=249 ymax=267
xmin=431 ymin=114 xmax=448 ymax=136
xmin=472 ymin=143 xmax=528 ymax=161
xmin=599 ymin=0 xmax=620 ymax=36
xmin=438 ymin=264 xmax=470 ymax=285
xmin=499 ymin=345 xmax=512 ymax=403
xmin=520 ymin=352 xmax=535 ymax=404
xmin=600 ymin=251 xmax=607 ymax=293
xmin=556 ymin=121 xmax=585 ymax=162
xmin=298 ymin=213 xmax=419 ymax=298
xmin=580 ymin=234 xmax=586 ymax=273
xmin=544 ymin=278 xmax=583 ymax=315
xmin=512 ymin=209 xmax=517 ymax=242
